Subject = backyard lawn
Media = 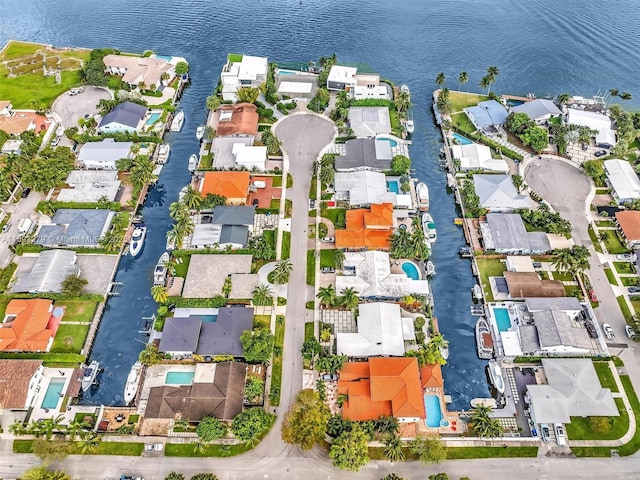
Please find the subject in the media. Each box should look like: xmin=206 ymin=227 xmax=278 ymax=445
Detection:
xmin=450 ymin=112 xmax=476 ymax=134
xmin=50 ymin=324 xmax=90 ymax=354
xmin=476 ymin=257 xmax=507 ymax=302
xmin=601 ymin=230 xmax=629 ymax=254
xmin=449 ymin=91 xmax=489 ymax=112
xmin=566 ymin=398 xmax=627 ymax=440
xmin=172 ymin=252 xmax=191 ymax=278
xmin=59 ymin=301 xmax=98 ymax=323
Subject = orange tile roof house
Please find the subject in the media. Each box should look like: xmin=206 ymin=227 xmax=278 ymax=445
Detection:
xmin=615 ymin=210 xmax=640 ymax=249
xmin=215 ymin=103 xmax=259 ymax=138
xmin=337 ymin=357 xmax=426 ymax=422
xmin=0 ymin=299 xmax=63 ymax=352
xmin=0 ymin=113 xmax=36 ymax=135
xmin=335 ymin=203 xmax=395 ymax=250
xmin=420 ymin=363 xmax=444 ymax=389
xmin=0 ymin=359 xmax=44 ymax=409
xmin=199 ymin=171 xmax=250 ymax=205
xmin=103 ymin=54 xmax=175 ymax=89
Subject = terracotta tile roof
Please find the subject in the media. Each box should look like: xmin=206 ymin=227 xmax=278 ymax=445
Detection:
xmin=200 ymin=171 xmax=250 ymax=201
xmin=335 ymin=203 xmax=394 ymax=249
xmin=337 ymin=357 xmax=425 ymax=421
xmin=0 ymin=101 xmax=11 ymax=111
xmin=420 ymin=363 xmax=443 ymax=388
xmin=616 ymin=210 xmax=640 ymax=242
xmin=0 ymin=299 xmax=62 ymax=352
xmin=0 ymin=359 xmax=42 ymax=408
xmin=216 ymin=103 xmax=259 ymax=137
xmin=0 ymin=114 xmax=35 ymax=135
xmin=103 ymin=54 xmax=173 ymax=86
xmin=504 ymin=271 xmax=566 ymax=298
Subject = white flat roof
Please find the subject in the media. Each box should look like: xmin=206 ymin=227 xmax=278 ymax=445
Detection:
xmin=277 ymin=81 xmax=313 ymax=94
xmin=566 ymin=108 xmax=611 ymax=131
xmin=604 ymin=159 xmax=640 ymax=201
xmin=328 ymin=65 xmax=357 ymax=83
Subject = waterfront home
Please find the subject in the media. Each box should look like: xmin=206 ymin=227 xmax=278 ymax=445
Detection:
xmin=57 ymin=170 xmax=121 ymax=203
xmin=0 ymin=112 xmax=36 ymax=135
xmin=182 ymin=254 xmax=254 ymax=299
xmin=102 ymin=54 xmax=175 ymax=90
xmin=335 ymin=203 xmax=395 ymax=250
xmin=326 ymin=65 xmax=358 ymax=91
xmin=190 ymin=206 xmax=255 ymax=250
xmin=0 ymin=360 xmax=44 ymax=410
xmin=335 ymin=138 xmax=393 ymax=172
xmin=232 ymin=144 xmax=267 ymax=171
xmin=1 ymin=139 xmax=22 ymax=155
xmin=512 ymin=98 xmax=562 ymax=124
xmin=158 ymin=307 xmax=254 ymax=357
xmin=348 ymin=107 xmax=391 ymax=138
xmin=36 ymin=209 xmax=116 ymax=247
xmin=503 ymin=271 xmax=566 ymax=299
xmin=525 ymin=358 xmax=618 ymax=426
xmin=336 ymin=302 xmax=415 ymax=357
xmin=480 ymin=213 xmax=551 ymax=254
xmin=451 ymin=143 xmax=509 ymax=173
xmin=565 ymin=108 xmax=616 ymax=148
xmin=334 ymin=170 xmax=405 ymax=207
xmin=0 ymin=100 xmax=12 ymax=116
xmin=615 ymin=210 xmax=640 ymax=249
xmin=97 ymin=101 xmax=147 ymax=134
xmin=603 ymin=159 xmax=640 ymax=204
xmin=326 ymin=67 xmax=389 ymax=99
xmin=336 ymin=251 xmax=429 ymax=299
xmin=473 ymin=174 xmax=534 ymax=212
xmin=77 ymin=138 xmax=133 ymax=170
xmin=0 ymin=299 xmax=63 ymax=352
xmin=199 ymin=171 xmax=251 ymax=205
xmin=464 ymin=100 xmax=508 ymax=134
xmin=213 ymin=103 xmax=259 ymax=138
xmin=211 ymin=137 xmax=254 ymax=169
xmin=12 ymin=250 xmax=80 ymax=294
xmin=337 ymin=357 xmax=425 ymax=422
xmin=220 ymin=54 xmax=268 ymax=101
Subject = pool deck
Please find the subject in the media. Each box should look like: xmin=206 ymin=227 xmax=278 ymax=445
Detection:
xmin=416 ymin=387 xmax=465 ymax=436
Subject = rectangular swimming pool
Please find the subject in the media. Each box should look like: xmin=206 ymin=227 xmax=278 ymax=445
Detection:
xmin=41 ymin=378 xmax=65 ymax=410
xmin=386 ymin=180 xmax=400 ymax=193
xmin=494 ymin=308 xmax=512 ymax=332
xmin=165 ymin=371 xmax=195 ymax=385
xmin=424 ymin=394 xmax=443 ymax=428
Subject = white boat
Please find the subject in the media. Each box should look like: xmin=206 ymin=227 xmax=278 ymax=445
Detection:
xmin=440 ymin=346 xmax=449 ymax=360
xmin=81 ymin=361 xmax=100 ymax=392
xmin=416 ymin=182 xmax=429 ymax=211
xmin=488 ymin=360 xmax=505 ymax=394
xmin=473 ymin=284 xmax=483 ymax=300
xmin=170 ymin=111 xmax=184 ymax=132
xmin=196 ymin=125 xmax=205 ymax=140
xmin=123 ymin=361 xmax=143 ymax=405
xmin=157 ymin=143 xmax=170 ymax=164
xmin=425 ymin=260 xmax=436 ymax=277
xmin=470 ymin=397 xmax=497 ymax=409
xmin=188 ymin=154 xmax=198 ymax=172
xmin=153 ymin=251 xmax=170 ymax=285
xmin=400 ymin=84 xmax=410 ymax=96
xmin=475 ymin=317 xmax=494 ymax=360
xmin=447 ymin=173 xmax=457 ymax=189
xmin=422 ymin=212 xmax=437 ymax=243
xmin=129 ymin=225 xmax=146 ymax=258
xmin=406 ymin=110 xmax=414 ymax=134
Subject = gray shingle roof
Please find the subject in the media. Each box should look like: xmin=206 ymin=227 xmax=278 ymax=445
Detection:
xmin=158 ymin=317 xmax=202 ymax=353
xmin=219 ymin=225 xmax=249 ymax=246
xmin=513 ymin=99 xmax=561 ymax=119
xmin=211 ymin=206 xmax=255 ymax=226
xmin=195 ymin=307 xmax=254 ymax=356
xmin=465 ymin=100 xmax=508 ymax=127
xmin=36 ymin=209 xmax=115 ymax=247
xmin=473 ymin=174 xmax=534 ymax=210
xmin=12 ymin=250 xmax=80 ymax=293
xmin=98 ymin=101 xmax=147 ymax=129
xmin=482 ymin=213 xmax=551 ymax=252
xmin=336 ymin=138 xmax=393 ymax=171
xmin=77 ymin=139 xmax=133 ymax=165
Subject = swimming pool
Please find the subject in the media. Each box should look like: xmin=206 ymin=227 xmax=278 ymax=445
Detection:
xmin=494 ymin=308 xmax=512 ymax=332
xmin=41 ymin=378 xmax=65 ymax=410
xmin=452 ymin=133 xmax=472 ymax=145
xmin=277 ymin=69 xmax=298 ymax=75
xmin=424 ymin=394 xmax=443 ymax=428
xmin=154 ymin=55 xmax=172 ymax=62
xmin=165 ymin=371 xmax=195 ymax=385
xmin=200 ymin=315 xmax=218 ymax=323
xmin=386 ymin=180 xmax=399 ymax=193
xmin=146 ymin=112 xmax=161 ymax=126
xmin=401 ymin=261 xmax=421 ymax=280
xmin=377 ymin=136 xmax=398 ymax=147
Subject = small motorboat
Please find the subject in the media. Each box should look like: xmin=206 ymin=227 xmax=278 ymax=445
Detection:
xmin=153 ymin=251 xmax=170 ymax=285
xmin=170 ymin=111 xmax=184 ymax=132
xmin=81 ymin=361 xmax=100 ymax=392
xmin=440 ymin=346 xmax=449 ymax=361
xmin=129 ymin=224 xmax=146 ymax=258
xmin=459 ymin=246 xmax=473 ymax=258
xmin=488 ymin=360 xmax=505 ymax=394
xmin=123 ymin=361 xmax=143 ymax=405
xmin=188 ymin=154 xmax=198 ymax=172
xmin=425 ymin=260 xmax=436 ymax=277
xmin=473 ymin=284 xmax=483 ymax=300
xmin=405 ymin=110 xmax=414 ymax=134
xmin=157 ymin=143 xmax=170 ymax=164
xmin=415 ymin=182 xmax=429 ymax=211
xmin=400 ymin=84 xmax=410 ymax=96
xmin=475 ymin=317 xmax=494 ymax=360
xmin=422 ymin=212 xmax=437 ymax=243
xmin=195 ymin=125 xmax=205 ymax=140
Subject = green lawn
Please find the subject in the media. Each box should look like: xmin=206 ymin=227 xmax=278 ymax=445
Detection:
xmin=165 ymin=442 xmax=253 ymax=457
xmin=13 ymin=440 xmax=143 ymax=456
xmin=369 ymin=445 xmax=537 ymax=461
xmin=566 ymin=398 xmax=627 ymax=440
xmin=321 ymin=208 xmax=346 ymax=229
xmin=450 ymin=112 xmax=476 ymax=134
xmin=476 ymin=257 xmax=507 ymax=302
xmin=617 ymin=296 xmax=634 ymax=322
xmin=199 ymin=153 xmax=212 ymax=169
xmin=593 ymin=361 xmax=619 ymax=392
xmin=59 ymin=301 xmax=98 ymax=323
xmin=601 ymin=230 xmax=629 ymax=254
xmin=449 ymin=91 xmax=489 ymax=113
xmin=305 ymin=321 xmax=315 ymax=341
xmin=587 ymin=226 xmax=603 ymax=253
xmin=50 ymin=324 xmax=90 ymax=354
xmin=604 ymin=268 xmax=618 ymax=286
xmin=270 ymin=316 xmax=285 ymax=406
xmin=172 ymin=252 xmax=191 ymax=278
xmin=307 ymin=250 xmax=316 ymax=286
xmin=320 ymin=249 xmax=338 ymax=268
xmin=271 ymin=175 xmax=283 ymax=188
xmin=614 ymin=262 xmax=636 ymax=275
xmin=551 ymin=271 xmax=575 ymax=282
xmin=282 ymin=231 xmax=291 ymax=260
xmin=253 ymin=315 xmax=270 ymax=329
xmin=621 ymin=277 xmax=640 ymax=287
xmin=596 ymin=220 xmax=616 ymax=228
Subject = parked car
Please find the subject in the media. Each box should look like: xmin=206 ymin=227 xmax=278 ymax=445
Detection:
xmin=594 ymin=149 xmax=607 ymax=157
xmin=532 ymin=261 xmax=543 ymax=269
xmin=625 ymin=325 xmax=636 ymax=339
xmin=585 ymin=321 xmax=599 ymax=338
xmin=320 ymin=373 xmax=338 ymax=381
xmin=20 ymin=187 xmax=31 ymax=198
xmin=252 ymin=198 xmax=259 ymax=207
xmin=602 ymin=323 xmax=615 ymax=340
xmin=51 ymin=136 xmax=60 ymax=147
xmin=540 ymin=424 xmax=550 ymax=442
xmin=588 ymin=289 xmax=598 ymax=303
xmin=321 ymin=237 xmax=334 ymax=243
xmin=309 ymin=199 xmax=315 ymax=209
xmin=1 ymin=222 xmax=11 ymax=233
xmin=321 ymin=266 xmax=335 ymax=274
xmin=144 ymin=443 xmax=163 ymax=452
xmin=616 ymin=253 xmax=633 ymax=261
xmin=628 ymin=286 xmax=640 ymax=294
xmin=554 ymin=424 xmax=567 ymax=446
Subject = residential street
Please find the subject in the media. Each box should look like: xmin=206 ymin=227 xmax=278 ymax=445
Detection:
xmin=0 ymin=190 xmax=43 ymax=267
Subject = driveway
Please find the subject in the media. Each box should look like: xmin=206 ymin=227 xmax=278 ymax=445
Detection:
xmin=51 ymin=86 xmax=112 ymax=129
xmin=0 ymin=190 xmax=44 ymax=267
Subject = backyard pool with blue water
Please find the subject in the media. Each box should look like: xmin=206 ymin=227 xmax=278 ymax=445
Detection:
xmin=494 ymin=308 xmax=512 ymax=332
xmin=165 ymin=371 xmax=195 ymax=385
xmin=401 ymin=261 xmax=421 ymax=280
xmin=424 ymin=394 xmax=443 ymax=428
xmin=41 ymin=378 xmax=65 ymax=410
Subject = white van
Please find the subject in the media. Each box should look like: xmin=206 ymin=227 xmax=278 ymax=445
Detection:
xmin=251 ymin=181 xmax=266 ymax=189
xmin=18 ymin=218 xmax=33 ymax=235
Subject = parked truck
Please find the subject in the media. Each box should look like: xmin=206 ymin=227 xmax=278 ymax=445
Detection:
xmin=17 ymin=218 xmax=33 ymax=236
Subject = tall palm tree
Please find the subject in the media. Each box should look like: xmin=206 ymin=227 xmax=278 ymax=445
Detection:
xmin=316 ymin=285 xmax=336 ymax=309
xmin=333 ymin=249 xmax=345 ymax=268
xmin=394 ymin=91 xmax=411 ymax=113
xmin=470 ymin=405 xmax=503 ymax=439
xmin=206 ymin=94 xmax=221 ymax=111
xmin=77 ymin=432 xmax=101 ymax=454
xmin=383 ymin=434 xmax=405 ymax=462
xmin=151 ymin=285 xmax=168 ymax=303
xmin=435 ymin=72 xmax=446 ymax=88
xmin=619 ymin=92 xmax=633 ymax=101
xmin=181 ymin=185 xmax=202 ymax=211
xmin=458 ymin=71 xmax=469 ymax=91
xmin=339 ymin=287 xmax=359 ymax=311
xmin=556 ymin=93 xmax=571 ymax=106
xmin=272 ymin=259 xmax=293 ymax=284
xmin=609 ymin=89 xmax=619 ymax=98
xmin=65 ymin=420 xmax=90 ymax=441
xmin=130 ymin=156 xmax=157 ymax=188
xmin=479 ymin=75 xmax=491 ymax=94
xmin=486 ymin=65 xmax=499 ymax=93
xmin=319 ymin=163 xmax=335 ymax=185
xmin=260 ymin=130 xmax=283 ymax=155
xmin=169 ymin=201 xmax=189 ymax=221
xmin=252 ymin=284 xmax=273 ymax=308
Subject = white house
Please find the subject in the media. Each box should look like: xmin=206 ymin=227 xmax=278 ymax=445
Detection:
xmin=451 ymin=143 xmax=509 ymax=173
xmin=1 ymin=139 xmax=23 ymax=155
xmin=352 ymin=74 xmax=389 ymax=100
xmin=57 ymin=170 xmax=121 ymax=203
xmin=77 ymin=138 xmax=133 ymax=170
xmin=220 ymin=54 xmax=268 ymax=101
xmin=334 ymin=170 xmax=398 ymax=207
xmin=327 ymin=65 xmax=358 ymax=91
xmin=604 ymin=159 xmax=640 ymax=204
xmin=473 ymin=174 xmax=534 ymax=212
xmin=566 ymin=108 xmax=616 ymax=148
xmin=102 ymin=54 xmax=175 ymax=89
xmin=233 ymin=144 xmax=267 ymax=171
xmin=97 ymin=102 xmax=147 ymax=134
xmin=513 ymin=99 xmax=562 ymax=124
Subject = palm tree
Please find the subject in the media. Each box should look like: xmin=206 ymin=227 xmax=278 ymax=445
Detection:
xmin=333 ymin=249 xmax=345 ymax=268
xmin=130 ymin=156 xmax=157 ymax=188
xmin=203 ymin=125 xmax=216 ymax=142
xmin=383 ymin=434 xmax=404 ymax=462
xmin=252 ymin=284 xmax=273 ymax=308
xmin=65 ymin=420 xmax=90 ymax=441
xmin=260 ymin=131 xmax=282 ymax=155
xmin=316 ymin=285 xmax=336 ymax=309
xmin=394 ymin=91 xmax=411 ymax=114
xmin=485 ymin=66 xmax=499 ymax=93
xmin=235 ymin=86 xmax=260 ymax=104
xmin=556 ymin=92 xmax=571 ymax=106
xmin=435 ymin=72 xmax=446 ymax=88
xmin=181 ymin=185 xmax=202 ymax=211
xmin=319 ymin=163 xmax=335 ymax=185
xmin=609 ymin=89 xmax=619 ymax=98
xmin=479 ymin=75 xmax=491 ymax=94
xmin=194 ymin=439 xmax=206 ymax=454
xmin=619 ymin=92 xmax=633 ymax=101
xmin=470 ymin=404 xmax=503 ymax=439
xmin=169 ymin=201 xmax=189 ymax=221
xmin=272 ymin=259 xmax=293 ymax=284
xmin=206 ymin=94 xmax=221 ymax=111
xmin=458 ymin=71 xmax=469 ymax=91
xmin=151 ymin=285 xmax=168 ymax=303
xmin=339 ymin=287 xmax=359 ymax=311
xmin=77 ymin=432 xmax=101 ymax=454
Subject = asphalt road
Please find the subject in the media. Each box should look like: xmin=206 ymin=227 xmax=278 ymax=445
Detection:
xmin=0 ymin=190 xmax=43 ymax=268
xmin=51 ymin=86 xmax=112 ymax=129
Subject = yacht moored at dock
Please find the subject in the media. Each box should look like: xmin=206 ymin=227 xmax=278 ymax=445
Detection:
xmin=488 ymin=360 xmax=505 ymax=394
xmin=470 ymin=397 xmax=497 ymax=409
xmin=129 ymin=224 xmax=146 ymax=258
xmin=188 ymin=154 xmax=198 ymax=172
xmin=475 ymin=317 xmax=494 ymax=360
xmin=416 ymin=182 xmax=429 ymax=211
xmin=425 ymin=260 xmax=436 ymax=277
xmin=196 ymin=125 xmax=205 ymax=140
xmin=153 ymin=251 xmax=170 ymax=285
xmin=123 ymin=361 xmax=143 ymax=405
xmin=157 ymin=143 xmax=170 ymax=164
xmin=422 ymin=212 xmax=437 ymax=243
xmin=473 ymin=283 xmax=483 ymax=300
xmin=81 ymin=361 xmax=100 ymax=393
xmin=170 ymin=111 xmax=184 ymax=132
